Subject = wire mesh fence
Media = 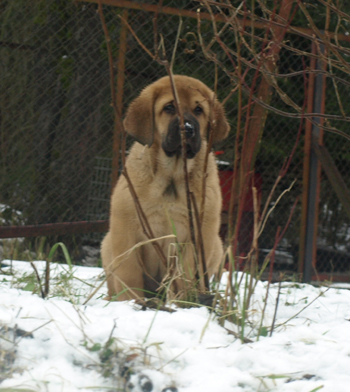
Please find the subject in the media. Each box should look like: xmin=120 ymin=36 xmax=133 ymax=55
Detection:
xmin=317 ymin=66 xmax=350 ymax=273
xmin=1 ymin=0 xmax=350 ymax=279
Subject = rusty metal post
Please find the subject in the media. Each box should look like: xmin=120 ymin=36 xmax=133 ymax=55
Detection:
xmin=111 ymin=9 xmax=128 ymax=190
xmin=300 ymin=41 xmax=326 ymax=283
xmin=299 ymin=44 xmax=316 ymax=276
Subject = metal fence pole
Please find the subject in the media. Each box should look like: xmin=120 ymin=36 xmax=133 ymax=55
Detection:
xmin=302 ymin=42 xmax=326 ymax=283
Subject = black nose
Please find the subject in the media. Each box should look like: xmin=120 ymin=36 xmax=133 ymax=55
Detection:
xmin=184 ymin=121 xmax=195 ymax=138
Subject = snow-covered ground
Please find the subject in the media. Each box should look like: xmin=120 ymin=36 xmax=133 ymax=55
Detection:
xmin=1 ymin=260 xmax=350 ymax=392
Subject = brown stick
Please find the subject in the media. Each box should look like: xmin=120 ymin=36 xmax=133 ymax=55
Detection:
xmin=44 ymin=259 xmax=50 ymax=298
xmin=256 ymin=226 xmax=280 ymax=340
xmin=199 ymin=118 xmax=214 ymax=225
xmin=30 ymin=262 xmax=45 ymax=299
xmin=270 ymin=278 xmax=282 ymax=337
xmin=153 ymin=0 xmax=163 ymax=59
xmin=123 ymin=166 xmax=168 ymax=267
xmin=191 ymin=192 xmax=209 ymax=291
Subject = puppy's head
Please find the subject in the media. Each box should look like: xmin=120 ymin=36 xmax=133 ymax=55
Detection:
xmin=123 ymin=75 xmax=230 ymax=158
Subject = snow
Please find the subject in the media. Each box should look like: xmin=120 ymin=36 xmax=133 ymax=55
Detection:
xmin=1 ymin=260 xmax=350 ymax=392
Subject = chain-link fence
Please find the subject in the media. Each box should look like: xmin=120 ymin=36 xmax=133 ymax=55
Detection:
xmin=1 ymin=0 xmax=350 ymax=280
xmin=317 ymin=63 xmax=350 ymax=274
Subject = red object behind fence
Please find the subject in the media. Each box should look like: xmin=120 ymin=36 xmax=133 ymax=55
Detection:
xmin=218 ymin=170 xmax=262 ymax=214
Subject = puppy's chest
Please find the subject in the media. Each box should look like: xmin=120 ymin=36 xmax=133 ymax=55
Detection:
xmin=147 ymin=178 xmax=191 ymax=239
xmin=155 ymin=156 xmax=199 ymax=201
xmin=163 ymin=178 xmax=179 ymax=199
xmin=148 ymin=176 xmax=196 ymax=215
xmin=160 ymin=176 xmax=199 ymax=203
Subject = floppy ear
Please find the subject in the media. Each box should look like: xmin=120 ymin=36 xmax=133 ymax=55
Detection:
xmin=210 ymin=98 xmax=230 ymax=143
xmin=123 ymin=87 xmax=155 ymax=147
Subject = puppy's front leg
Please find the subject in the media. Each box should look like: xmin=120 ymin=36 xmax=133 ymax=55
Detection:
xmin=101 ymin=232 xmax=144 ymax=301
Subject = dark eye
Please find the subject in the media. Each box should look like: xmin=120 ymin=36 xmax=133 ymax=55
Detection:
xmin=194 ymin=106 xmax=203 ymax=115
xmin=164 ymin=104 xmax=175 ymax=114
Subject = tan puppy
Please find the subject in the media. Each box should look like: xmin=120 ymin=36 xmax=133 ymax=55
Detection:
xmin=101 ymin=75 xmax=230 ymax=300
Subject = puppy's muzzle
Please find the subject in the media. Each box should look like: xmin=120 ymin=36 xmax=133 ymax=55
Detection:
xmin=162 ymin=113 xmax=201 ymax=159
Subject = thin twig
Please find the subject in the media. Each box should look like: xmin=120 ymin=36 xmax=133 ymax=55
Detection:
xmin=29 ymin=261 xmax=45 ymax=299
xmin=246 ymin=186 xmax=259 ymax=310
xmin=44 ymin=259 xmax=50 ymax=298
xmin=170 ymin=17 xmax=183 ymax=69
xmin=134 ymin=298 xmax=177 ymax=313
xmin=257 ymin=227 xmax=280 ymax=341
xmin=276 ymin=288 xmax=330 ymax=328
xmin=258 ymin=179 xmax=296 ymax=238
xmin=224 ymin=327 xmax=253 ymax=344
xmin=191 ymin=192 xmax=209 ymax=291
xmin=153 ymin=0 xmax=163 ymax=58
xmin=15 ymin=320 xmax=53 ymax=346
xmin=119 ymin=14 xmax=156 ymax=60
xmin=270 ymin=276 xmax=283 ymax=337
